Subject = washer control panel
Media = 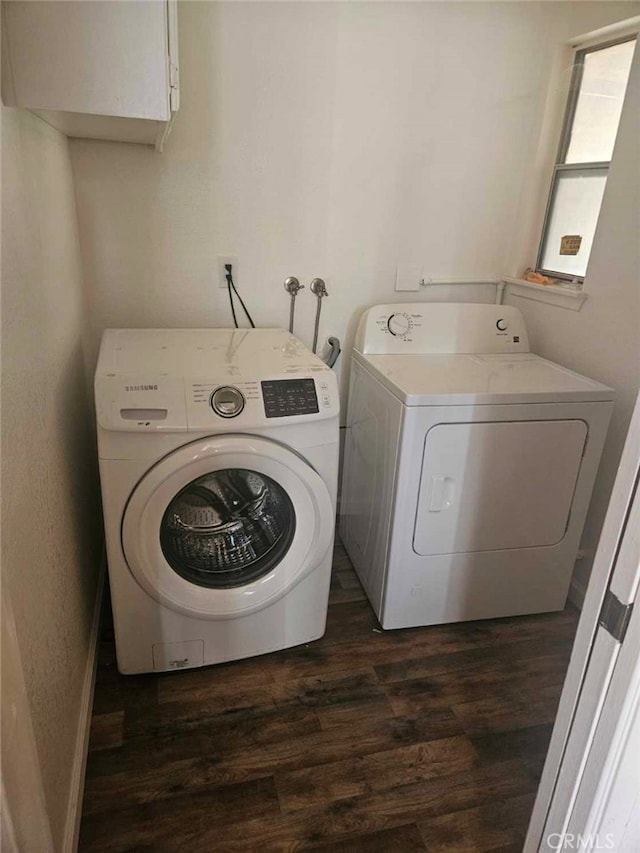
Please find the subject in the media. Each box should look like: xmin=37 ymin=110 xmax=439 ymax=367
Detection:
xmin=210 ymin=385 xmax=245 ymax=418
xmin=187 ymin=373 xmax=337 ymax=429
xmin=261 ymin=378 xmax=319 ymax=418
xmin=95 ymin=329 xmax=339 ymax=433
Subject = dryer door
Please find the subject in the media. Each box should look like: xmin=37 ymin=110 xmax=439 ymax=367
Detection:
xmin=413 ymin=419 xmax=588 ymax=556
xmin=122 ymin=435 xmax=334 ymax=619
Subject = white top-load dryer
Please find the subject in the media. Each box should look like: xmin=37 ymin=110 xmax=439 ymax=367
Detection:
xmin=96 ymin=328 xmax=339 ymax=674
xmin=339 ymin=303 xmax=614 ymax=629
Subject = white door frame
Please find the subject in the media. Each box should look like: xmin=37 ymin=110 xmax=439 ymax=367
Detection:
xmin=568 ymin=526 xmax=640 ymax=846
xmin=526 ymin=391 xmax=640 ymax=851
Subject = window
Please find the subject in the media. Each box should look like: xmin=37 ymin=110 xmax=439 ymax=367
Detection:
xmin=537 ymin=37 xmax=636 ymax=282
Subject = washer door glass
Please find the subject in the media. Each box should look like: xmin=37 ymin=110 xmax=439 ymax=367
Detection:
xmin=122 ymin=435 xmax=335 ymax=619
xmin=160 ymin=468 xmax=296 ymax=588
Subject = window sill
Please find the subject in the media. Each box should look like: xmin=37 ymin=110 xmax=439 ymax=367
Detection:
xmin=502 ymin=277 xmax=588 ymax=312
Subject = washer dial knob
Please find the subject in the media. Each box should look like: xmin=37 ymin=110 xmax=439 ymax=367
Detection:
xmin=211 ymin=386 xmax=245 ymax=418
xmin=387 ymin=313 xmax=412 ymax=338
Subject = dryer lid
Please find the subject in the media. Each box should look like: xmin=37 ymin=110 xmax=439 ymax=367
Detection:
xmin=355 ymin=351 xmax=614 ymax=406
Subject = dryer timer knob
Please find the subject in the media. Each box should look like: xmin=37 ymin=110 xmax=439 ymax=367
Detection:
xmin=211 ymin=386 xmax=245 ymax=418
xmin=387 ymin=313 xmax=411 ymax=337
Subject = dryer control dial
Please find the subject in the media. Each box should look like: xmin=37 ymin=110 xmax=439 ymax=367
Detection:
xmin=210 ymin=386 xmax=245 ymax=418
xmin=387 ymin=312 xmax=412 ymax=338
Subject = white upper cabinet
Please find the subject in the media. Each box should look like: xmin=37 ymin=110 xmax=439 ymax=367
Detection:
xmin=1 ymin=0 xmax=179 ymax=150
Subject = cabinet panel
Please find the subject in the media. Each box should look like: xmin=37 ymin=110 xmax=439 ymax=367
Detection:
xmin=2 ymin=1 xmax=177 ymax=147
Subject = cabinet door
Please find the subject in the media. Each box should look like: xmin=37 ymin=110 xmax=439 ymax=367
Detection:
xmin=413 ymin=419 xmax=587 ymax=556
xmin=4 ymin=1 xmax=171 ymax=121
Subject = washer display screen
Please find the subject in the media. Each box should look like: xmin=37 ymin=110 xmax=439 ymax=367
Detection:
xmin=261 ymin=379 xmax=319 ymax=418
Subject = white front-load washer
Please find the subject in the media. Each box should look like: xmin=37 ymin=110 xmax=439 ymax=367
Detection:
xmin=339 ymin=303 xmax=614 ymax=629
xmin=95 ymin=328 xmax=339 ymax=674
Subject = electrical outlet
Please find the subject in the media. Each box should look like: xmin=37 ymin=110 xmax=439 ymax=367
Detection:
xmin=218 ymin=256 xmax=239 ymax=289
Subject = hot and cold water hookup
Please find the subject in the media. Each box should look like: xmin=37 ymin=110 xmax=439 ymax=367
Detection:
xmin=283 ymin=276 xmax=304 ymax=334
xmin=310 ymin=278 xmax=328 ymax=354
xmin=284 ymin=276 xmax=341 ymax=368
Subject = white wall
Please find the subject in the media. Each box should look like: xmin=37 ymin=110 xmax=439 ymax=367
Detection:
xmin=67 ymin=1 xmax=638 ymax=604
xmin=70 ymin=1 xmax=638 ymax=401
xmin=1 ymin=107 xmax=102 ymax=849
xmin=505 ymin=43 xmax=640 ymax=600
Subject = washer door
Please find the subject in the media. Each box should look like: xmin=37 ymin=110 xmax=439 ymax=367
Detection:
xmin=122 ymin=436 xmax=334 ymax=619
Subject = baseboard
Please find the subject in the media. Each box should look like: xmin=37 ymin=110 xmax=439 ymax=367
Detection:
xmin=62 ymin=552 xmax=106 ymax=853
xmin=568 ymin=576 xmax=588 ymax=611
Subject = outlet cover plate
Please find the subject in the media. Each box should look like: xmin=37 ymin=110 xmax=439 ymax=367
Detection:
xmin=395 ymin=263 xmax=422 ymax=292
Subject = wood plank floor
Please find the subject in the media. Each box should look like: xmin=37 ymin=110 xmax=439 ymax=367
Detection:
xmin=79 ymin=540 xmax=578 ymax=853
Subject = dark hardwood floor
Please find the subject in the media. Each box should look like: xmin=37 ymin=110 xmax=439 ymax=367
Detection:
xmin=79 ymin=541 xmax=578 ymax=852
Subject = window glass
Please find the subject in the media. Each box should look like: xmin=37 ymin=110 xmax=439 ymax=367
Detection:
xmin=565 ymin=40 xmax=636 ymax=164
xmin=537 ymin=36 xmax=636 ymax=280
xmin=540 ymin=169 xmax=607 ymax=278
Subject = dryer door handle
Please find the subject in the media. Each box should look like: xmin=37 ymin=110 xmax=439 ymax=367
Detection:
xmin=428 ymin=475 xmax=454 ymax=512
